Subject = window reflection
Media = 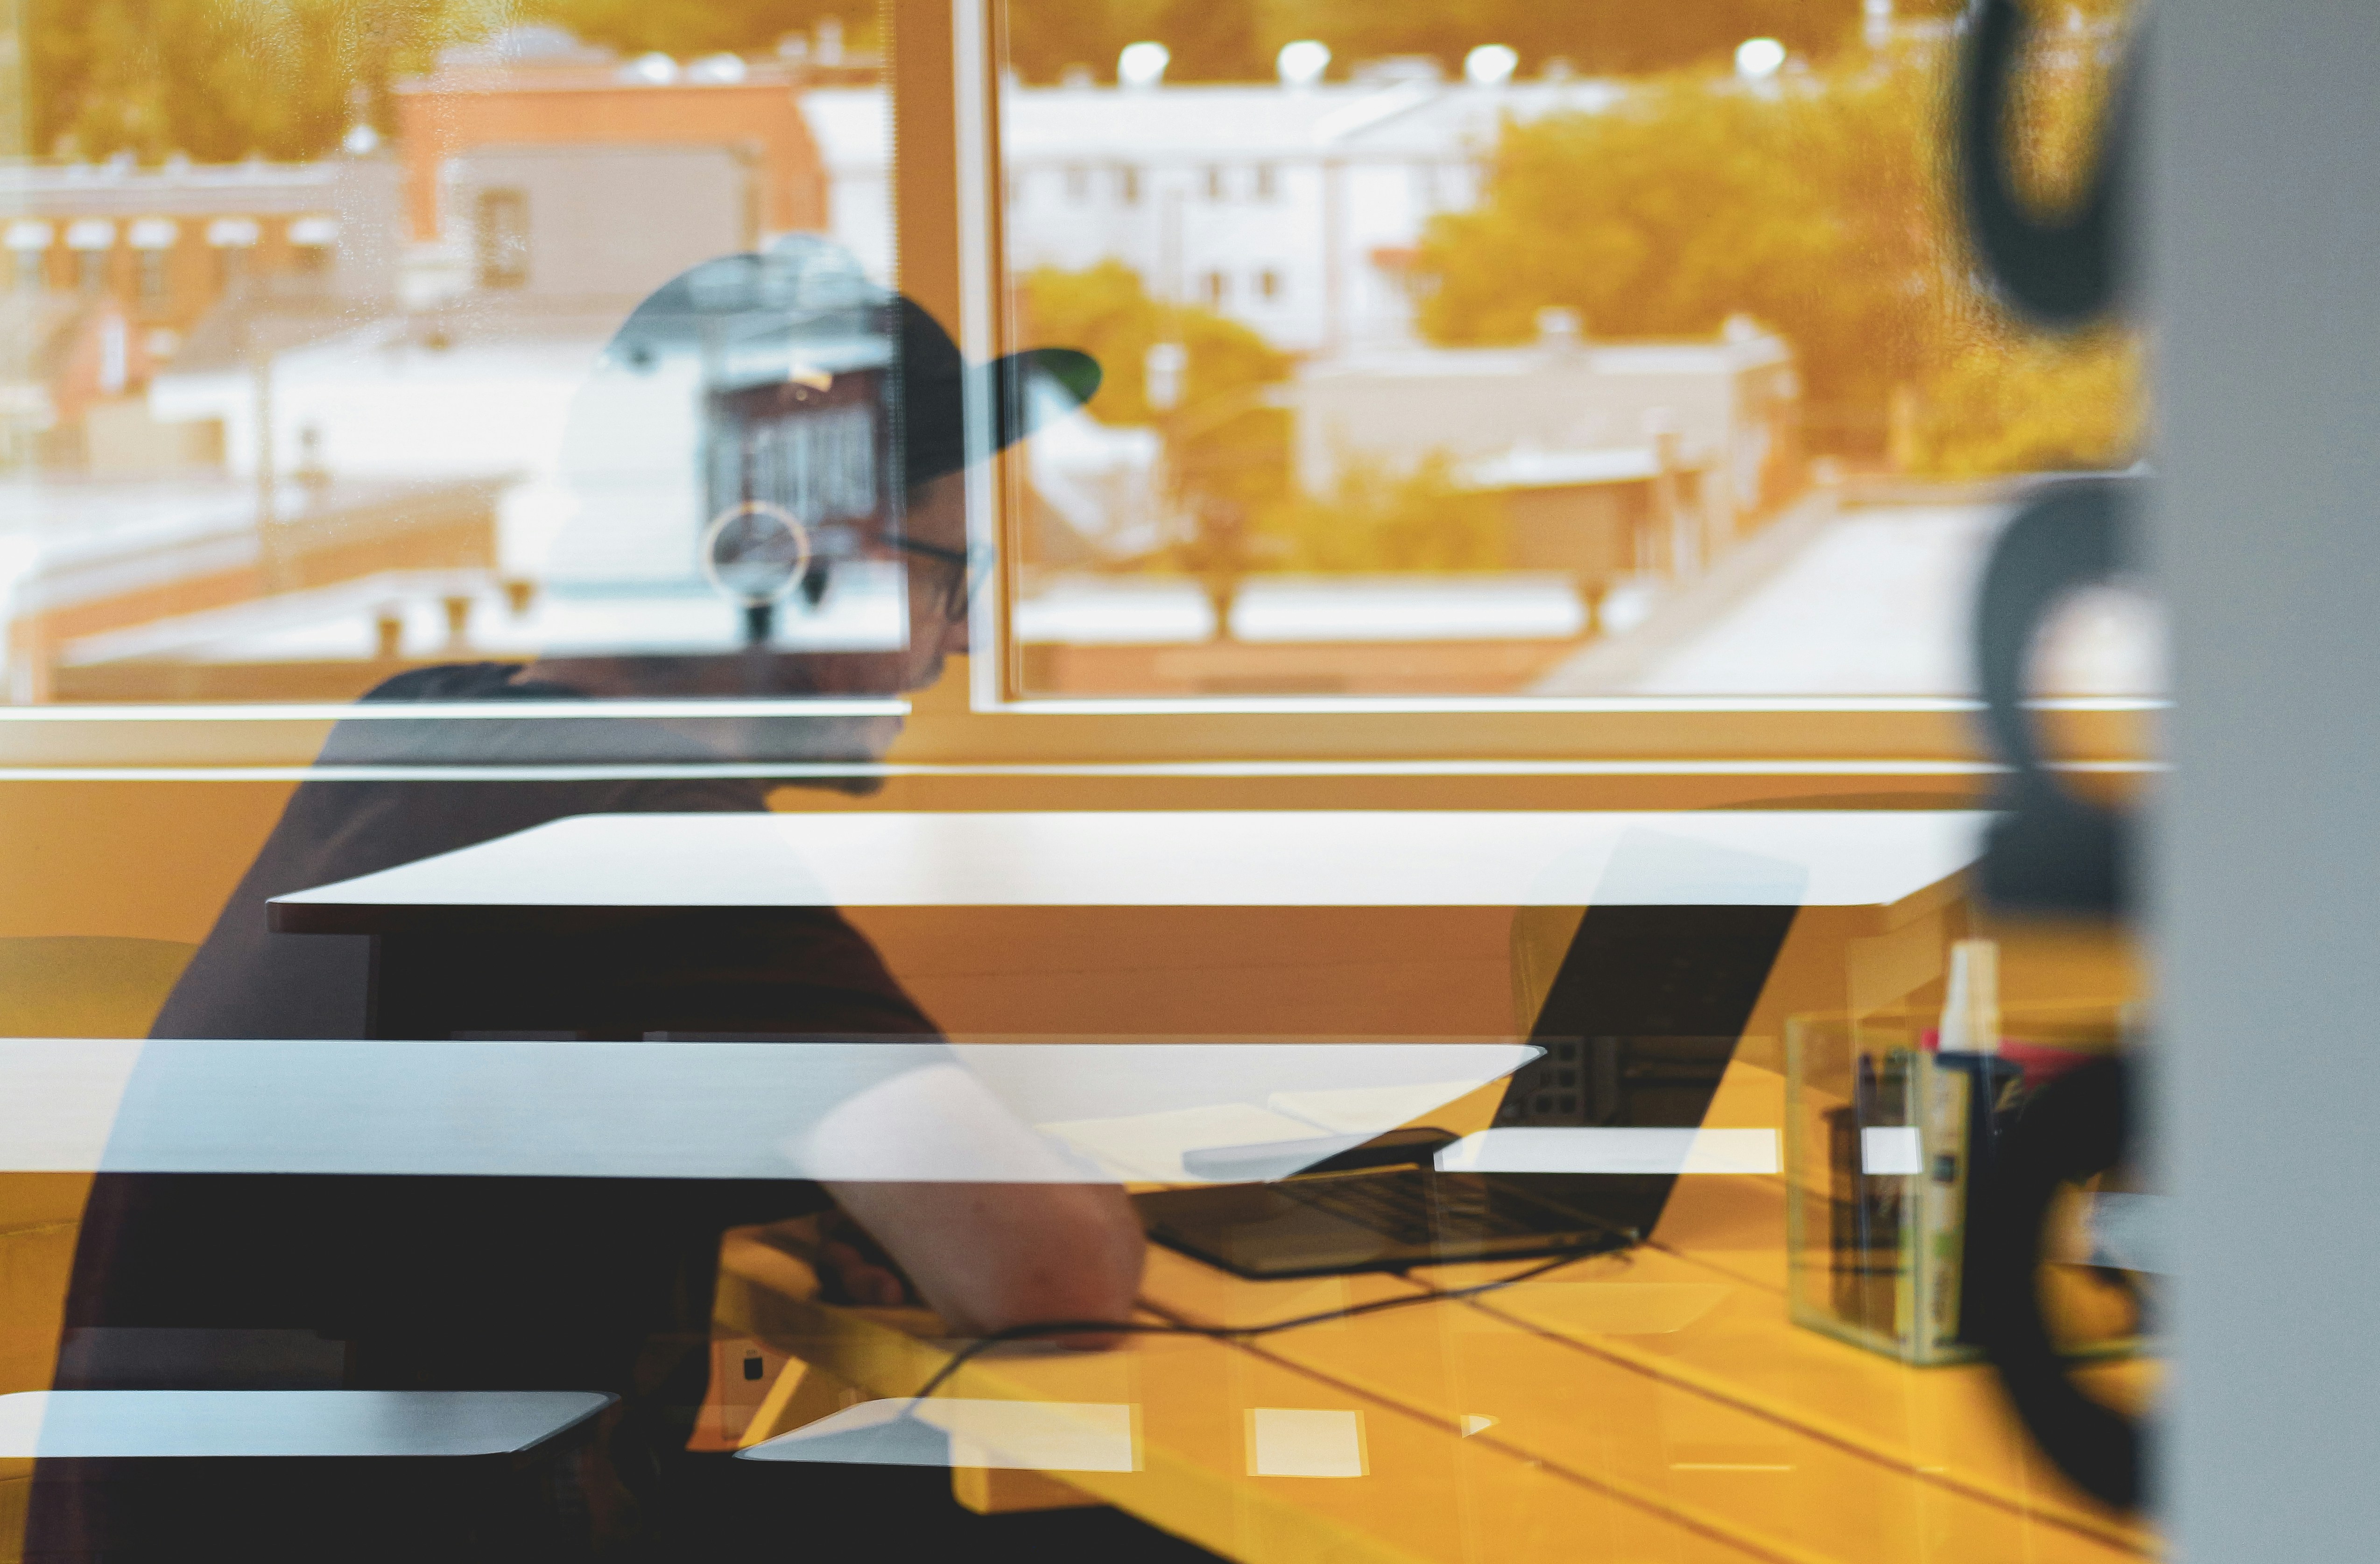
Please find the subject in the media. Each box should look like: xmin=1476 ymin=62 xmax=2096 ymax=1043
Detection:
xmin=0 ymin=0 xmax=2149 ymax=709
xmin=0 ymin=4 xmax=2159 ymax=1562
xmin=0 ymin=12 xmax=907 ymax=707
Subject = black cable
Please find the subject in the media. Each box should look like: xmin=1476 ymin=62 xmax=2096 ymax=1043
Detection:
xmin=903 ymin=1247 xmax=1622 ymax=1409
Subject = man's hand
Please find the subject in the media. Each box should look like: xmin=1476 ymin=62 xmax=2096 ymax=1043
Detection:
xmin=813 ymin=1208 xmax=917 ymax=1308
xmin=795 ymin=1060 xmax=1147 ymax=1344
xmin=820 ymin=1179 xmax=1145 ymax=1346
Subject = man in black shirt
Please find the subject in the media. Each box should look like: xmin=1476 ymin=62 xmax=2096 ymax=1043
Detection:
xmin=34 ymin=253 xmax=1149 ymax=1561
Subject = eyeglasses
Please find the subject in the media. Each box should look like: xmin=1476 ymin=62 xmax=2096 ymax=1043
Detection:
xmin=890 ymin=535 xmax=993 ymax=623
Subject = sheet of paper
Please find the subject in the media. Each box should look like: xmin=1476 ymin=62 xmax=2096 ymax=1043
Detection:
xmin=1265 ymin=1080 xmax=1489 ymax=1134
xmin=741 ymin=1397 xmax=1137 ymax=1472
xmin=1036 ymin=1103 xmax=1340 ymax=1183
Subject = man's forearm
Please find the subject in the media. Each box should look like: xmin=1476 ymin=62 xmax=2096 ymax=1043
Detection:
xmin=820 ymin=1178 xmax=1147 ymax=1341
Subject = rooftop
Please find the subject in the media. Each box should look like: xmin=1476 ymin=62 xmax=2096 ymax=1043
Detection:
xmin=4 ymin=473 xmax=507 ymax=618
xmin=1002 ymin=77 xmax=1621 ymax=160
xmin=782 ymin=77 xmax=1630 ymax=171
xmin=0 ymin=157 xmax=343 ymax=216
xmin=399 ymin=22 xmax=875 ymax=97
xmin=163 ymin=282 xmax=637 ymax=379
xmin=55 ymin=565 xmax=908 ymax=673
xmin=1302 ymin=333 xmax=1794 ymax=382
xmin=1462 ymin=446 xmax=1663 ymax=491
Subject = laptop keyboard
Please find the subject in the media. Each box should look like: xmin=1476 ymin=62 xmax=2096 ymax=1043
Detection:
xmin=1275 ymin=1172 xmax=1572 ymax=1250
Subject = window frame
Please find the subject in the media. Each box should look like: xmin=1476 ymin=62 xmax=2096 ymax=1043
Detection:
xmin=472 ymin=187 xmax=530 ymax=290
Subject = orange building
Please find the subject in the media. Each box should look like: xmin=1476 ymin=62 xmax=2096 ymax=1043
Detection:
xmin=0 ymin=157 xmax=397 ymax=345
xmin=390 ymin=31 xmax=832 ymax=246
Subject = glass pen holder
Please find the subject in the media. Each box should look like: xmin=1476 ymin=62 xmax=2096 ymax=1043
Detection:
xmin=1784 ymin=1005 xmax=2137 ymax=1366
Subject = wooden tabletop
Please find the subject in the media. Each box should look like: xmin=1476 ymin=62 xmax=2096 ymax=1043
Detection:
xmin=714 ymin=1058 xmax=2157 ymax=1564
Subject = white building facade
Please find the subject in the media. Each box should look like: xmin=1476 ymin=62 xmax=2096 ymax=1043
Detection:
xmin=801 ymin=71 xmax=1620 ymax=354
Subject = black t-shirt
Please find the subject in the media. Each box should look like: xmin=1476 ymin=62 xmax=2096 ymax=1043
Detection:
xmin=58 ymin=662 xmax=937 ymax=1397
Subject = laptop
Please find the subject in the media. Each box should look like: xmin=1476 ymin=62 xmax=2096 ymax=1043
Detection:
xmin=1134 ymin=900 xmax=1797 ymax=1279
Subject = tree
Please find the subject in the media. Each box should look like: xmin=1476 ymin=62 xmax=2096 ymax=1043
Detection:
xmin=1259 ymin=452 xmax=1504 ymax=573
xmin=512 ymin=0 xmax=871 ymax=61
xmin=1017 ymin=261 xmax=1523 ymax=574
xmin=1279 ymin=0 xmax=1866 ymax=79
xmin=1906 ymin=331 xmax=2141 ymax=476
xmin=1415 ymin=68 xmax=1948 ymax=449
xmin=1148 ymin=0 xmax=1260 ymax=81
xmin=993 ymin=0 xmax=1883 ymax=86
xmin=21 ymin=0 xmax=864 ymax=166
xmin=1411 ymin=41 xmax=2141 ymax=470
xmin=27 ymin=0 xmax=434 ymax=163
xmin=1015 ymin=258 xmax=1289 ymax=426
xmin=1014 ymin=259 xmax=1294 ymax=564
xmin=1004 ymin=0 xmax=1133 ymax=83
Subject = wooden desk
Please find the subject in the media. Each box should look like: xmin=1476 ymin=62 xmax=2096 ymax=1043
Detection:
xmin=267 ymin=807 xmax=2135 ymax=1559
xmin=717 ymin=1060 xmax=2156 ymax=1564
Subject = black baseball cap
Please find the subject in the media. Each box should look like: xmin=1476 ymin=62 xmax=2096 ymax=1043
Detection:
xmin=599 ymin=236 xmax=1101 ymax=490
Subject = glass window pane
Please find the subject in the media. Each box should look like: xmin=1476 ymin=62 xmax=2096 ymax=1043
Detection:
xmin=996 ymin=3 xmax=2152 ymax=702
xmin=0 ymin=7 xmax=2164 ymax=1563
xmin=0 ymin=11 xmax=934 ymax=712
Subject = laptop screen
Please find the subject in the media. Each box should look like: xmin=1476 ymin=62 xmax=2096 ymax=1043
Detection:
xmin=1492 ymin=882 xmax=1801 ymax=1237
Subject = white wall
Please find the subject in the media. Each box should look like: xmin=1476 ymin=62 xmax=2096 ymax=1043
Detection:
xmin=149 ymin=333 xmax=606 ymax=578
xmin=2156 ymin=2 xmax=2380 ymax=1556
xmin=444 ymin=144 xmax=754 ymax=299
xmin=1004 ymin=152 xmax=1450 ymax=352
xmin=796 ymin=89 xmax=895 ymax=284
xmin=1291 ymin=341 xmax=1789 ymax=526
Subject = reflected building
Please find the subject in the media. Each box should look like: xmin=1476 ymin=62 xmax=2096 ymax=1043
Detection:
xmin=389 ymin=24 xmax=866 ymax=302
xmin=1293 ymin=310 xmax=1803 ymax=600
xmin=0 ymin=154 xmax=401 ymax=471
xmin=5 ymin=21 xmax=899 ymax=703
xmin=792 ymin=64 xmax=1622 ymax=355
xmin=6 ymin=474 xmax=501 ymax=704
xmin=42 ymin=241 xmax=916 ymax=700
xmin=1000 ymin=63 xmax=1620 ymax=353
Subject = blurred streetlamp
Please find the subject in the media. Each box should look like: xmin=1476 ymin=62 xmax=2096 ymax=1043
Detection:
xmin=1118 ymin=41 xmax=1169 ymax=89
xmin=1465 ymin=45 xmax=1519 ymax=87
xmin=1735 ymin=38 xmax=1788 ymax=81
xmin=1276 ymin=41 xmax=1330 ymax=89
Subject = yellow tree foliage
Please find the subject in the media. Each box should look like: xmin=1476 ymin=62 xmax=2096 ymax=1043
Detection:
xmin=1907 ymin=331 xmax=2141 ymax=477
xmin=24 ymin=0 xmax=867 ymax=164
xmin=1257 ymin=453 xmax=1505 ymax=574
xmin=1416 ymin=67 xmax=1949 ymax=443
xmin=1014 ymin=259 xmax=1290 ymax=427
xmin=1414 ymin=37 xmax=2141 ymax=475
xmin=1015 ymin=259 xmax=1294 ymax=520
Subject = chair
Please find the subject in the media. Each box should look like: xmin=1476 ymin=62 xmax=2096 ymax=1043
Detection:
xmin=0 ymin=937 xmax=195 ymax=1562
xmin=0 ymin=938 xmax=197 ymax=1043
xmin=0 ymin=940 xmax=624 ymax=1559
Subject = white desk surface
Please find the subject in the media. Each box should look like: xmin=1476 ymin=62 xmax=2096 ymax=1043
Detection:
xmin=270 ymin=810 xmax=1986 ymax=928
xmin=0 ymin=1390 xmax=612 ymax=1459
xmin=0 ymin=1039 xmax=1533 ymax=1182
